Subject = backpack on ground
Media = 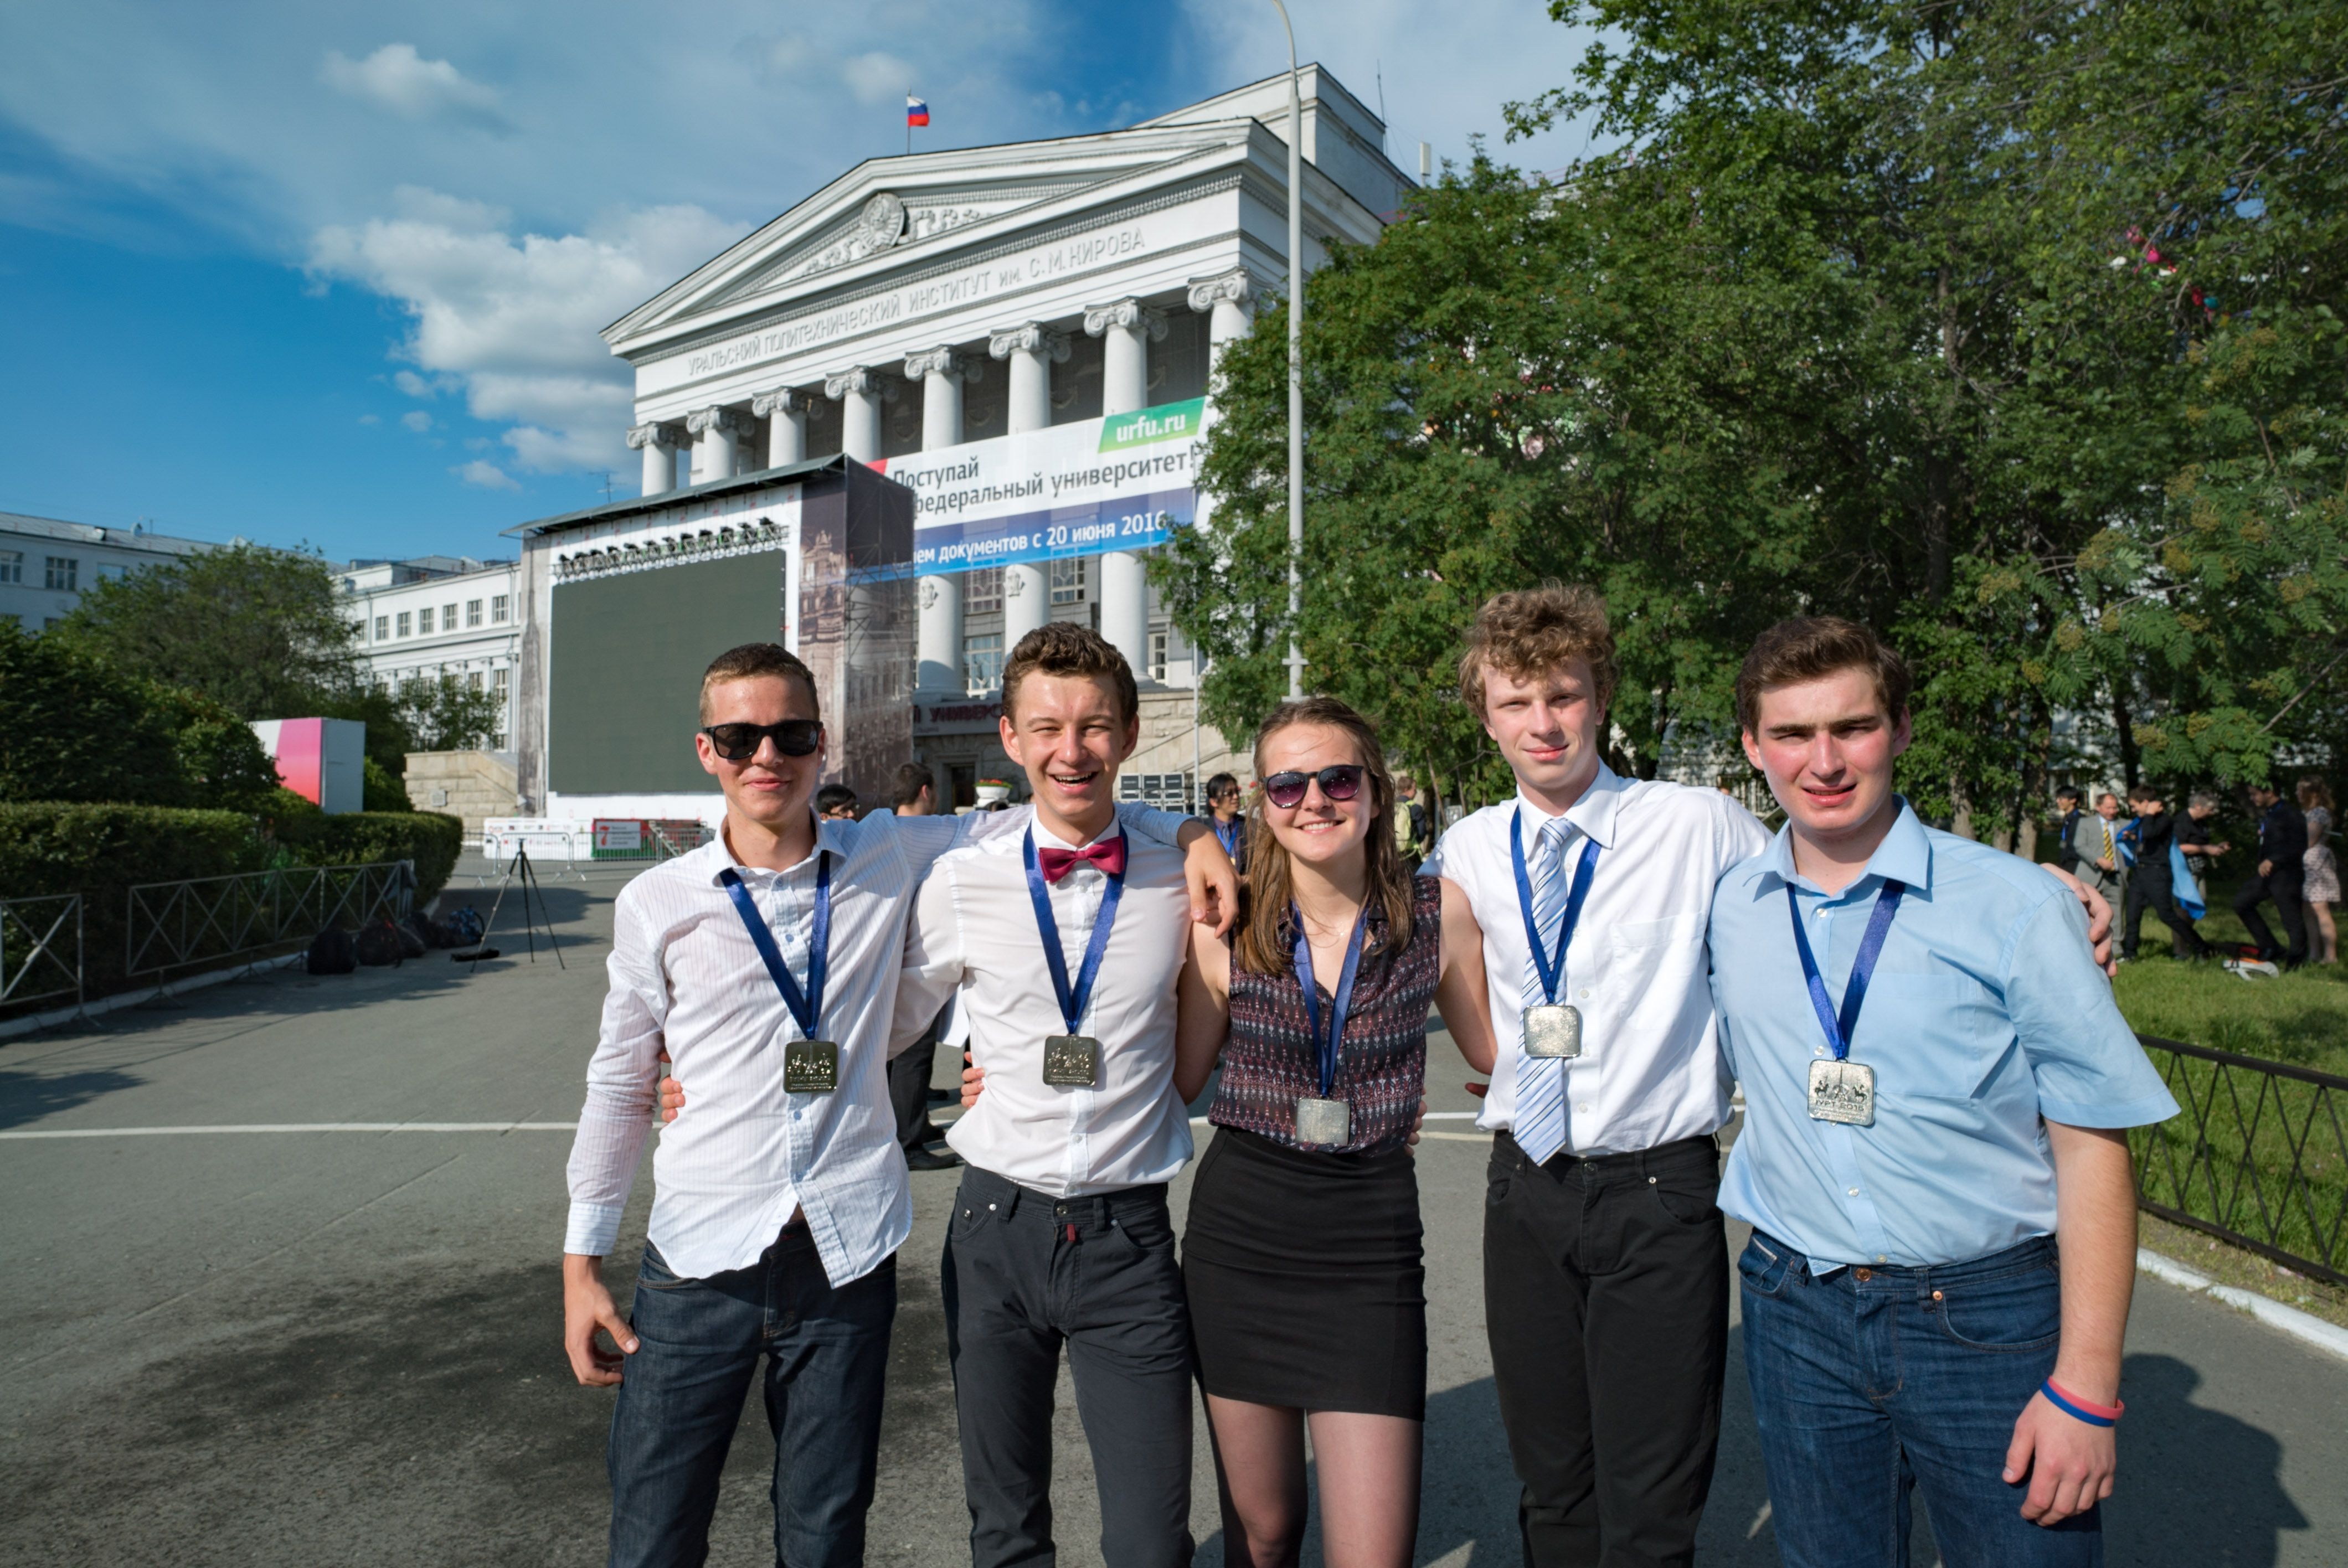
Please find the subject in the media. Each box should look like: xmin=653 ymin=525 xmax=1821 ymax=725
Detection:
xmin=354 ymin=919 xmax=405 ymax=968
xmin=395 ymin=912 xmax=431 ymax=958
xmin=306 ymin=925 xmax=357 ymax=976
xmin=437 ymin=905 xmax=485 ymax=948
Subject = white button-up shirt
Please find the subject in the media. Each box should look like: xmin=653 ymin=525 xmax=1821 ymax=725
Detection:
xmin=893 ymin=818 xmax=1194 ymax=1196
xmin=1425 ymin=764 xmax=1770 ymax=1156
xmin=564 ymin=803 xmax=1184 ymax=1286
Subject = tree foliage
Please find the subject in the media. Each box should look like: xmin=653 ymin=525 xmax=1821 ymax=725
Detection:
xmin=394 ymin=673 xmax=507 ymax=755
xmin=1163 ymin=0 xmax=2347 ymax=831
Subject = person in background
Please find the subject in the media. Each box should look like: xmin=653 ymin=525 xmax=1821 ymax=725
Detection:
xmin=1205 ymin=771 xmax=1251 ymax=874
xmin=1392 ymin=771 xmax=1433 ymax=875
xmin=2051 ymin=787 xmax=2085 ymax=875
xmin=1712 ymin=616 xmax=2176 ymax=1568
xmin=2296 ymin=776 xmax=2337 ymax=965
xmin=889 ymin=762 xmax=959 ymax=1171
xmin=2120 ymin=784 xmax=2211 ymax=962
xmin=2177 ymin=792 xmax=2229 ymax=874
xmin=2237 ymin=781 xmax=2310 ymax=970
xmin=2068 ymin=792 xmax=2127 ymax=909
xmin=817 ymin=783 xmax=861 ymax=821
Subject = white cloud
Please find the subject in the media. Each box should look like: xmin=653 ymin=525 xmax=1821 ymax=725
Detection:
xmin=357 ymin=412 xmax=380 ymax=425
xmin=322 ymin=44 xmax=507 ymax=128
xmin=309 ymin=192 xmax=747 ymax=471
xmin=842 ymin=51 xmax=914 ymax=107
xmin=401 ymin=410 xmax=434 ymax=432
xmin=454 ymin=459 xmax=520 ymax=491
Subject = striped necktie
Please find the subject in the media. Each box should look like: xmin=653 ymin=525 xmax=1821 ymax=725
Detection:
xmin=1513 ymin=814 xmax=1577 ymax=1164
xmin=2102 ymin=821 xmax=2114 ymax=862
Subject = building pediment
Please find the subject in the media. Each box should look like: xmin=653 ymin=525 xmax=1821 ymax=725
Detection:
xmin=605 ymin=123 xmax=1257 ymax=360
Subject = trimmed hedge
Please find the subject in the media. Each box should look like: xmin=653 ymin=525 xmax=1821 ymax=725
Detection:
xmin=0 ymin=802 xmax=462 ymax=1005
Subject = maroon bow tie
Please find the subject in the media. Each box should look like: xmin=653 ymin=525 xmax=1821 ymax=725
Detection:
xmin=1038 ymin=836 xmax=1127 ymax=884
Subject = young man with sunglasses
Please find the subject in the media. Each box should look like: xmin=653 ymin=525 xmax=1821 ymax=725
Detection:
xmin=1710 ymin=618 xmax=2172 ymax=1566
xmin=562 ymin=642 xmax=1233 ymax=1568
xmin=888 ymin=621 xmax=1217 ymax=1568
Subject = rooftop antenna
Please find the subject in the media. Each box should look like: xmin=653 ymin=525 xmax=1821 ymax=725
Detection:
xmin=595 ymin=470 xmax=616 ymax=502
xmin=1376 ymin=60 xmax=1386 ymax=151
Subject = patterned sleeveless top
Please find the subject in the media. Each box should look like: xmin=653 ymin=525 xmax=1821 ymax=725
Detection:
xmin=1208 ymin=875 xmax=1441 ymax=1156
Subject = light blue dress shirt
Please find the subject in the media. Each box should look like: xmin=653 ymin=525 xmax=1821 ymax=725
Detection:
xmin=1709 ymin=800 xmax=2178 ymax=1270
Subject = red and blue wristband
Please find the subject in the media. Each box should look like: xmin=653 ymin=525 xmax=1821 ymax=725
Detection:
xmin=2041 ymin=1379 xmax=2124 ymax=1427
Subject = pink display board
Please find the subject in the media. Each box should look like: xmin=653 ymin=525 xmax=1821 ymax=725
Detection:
xmin=249 ymin=718 xmax=365 ymax=814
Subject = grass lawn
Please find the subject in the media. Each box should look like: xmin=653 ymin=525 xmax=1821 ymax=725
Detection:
xmin=2110 ymin=882 xmax=2347 ymax=1075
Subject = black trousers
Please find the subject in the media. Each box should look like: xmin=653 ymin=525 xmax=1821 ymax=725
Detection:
xmin=2124 ymin=871 xmax=2210 ymax=959
xmin=941 ymin=1166 xmax=1194 ymax=1568
xmin=1485 ymin=1132 xmax=1727 ymax=1568
xmin=2235 ymin=867 xmax=2309 ymax=964
xmin=888 ymin=1007 xmax=943 ymax=1153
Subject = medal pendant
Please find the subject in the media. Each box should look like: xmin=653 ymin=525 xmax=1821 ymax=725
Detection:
xmin=1522 ymin=1003 xmax=1583 ymax=1059
xmin=1807 ymin=1059 xmax=1876 ymax=1126
xmin=1294 ymin=1096 xmax=1351 ymax=1147
xmin=1043 ymin=1034 xmax=1102 ymax=1088
xmin=785 ymin=1040 xmax=841 ymax=1095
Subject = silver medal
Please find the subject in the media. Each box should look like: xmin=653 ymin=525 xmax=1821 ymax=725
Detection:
xmin=1522 ymin=1002 xmax=1583 ymax=1059
xmin=785 ymin=1040 xmax=840 ymax=1094
xmin=1294 ymin=1096 xmax=1351 ymax=1146
xmin=1808 ymin=1059 xmax=1876 ymax=1126
xmin=1043 ymin=1034 xmax=1101 ymax=1087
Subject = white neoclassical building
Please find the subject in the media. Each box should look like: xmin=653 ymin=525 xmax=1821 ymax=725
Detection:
xmin=511 ymin=66 xmax=1409 ymax=819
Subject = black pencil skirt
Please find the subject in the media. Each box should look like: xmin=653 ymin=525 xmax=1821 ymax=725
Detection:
xmin=1181 ymin=1125 xmax=1428 ymax=1420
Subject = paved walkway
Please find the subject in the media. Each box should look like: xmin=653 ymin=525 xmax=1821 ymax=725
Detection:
xmin=2 ymin=870 xmax=2339 ymax=1565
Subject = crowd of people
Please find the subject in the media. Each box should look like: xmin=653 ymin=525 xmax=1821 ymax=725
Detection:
xmin=2051 ymin=774 xmax=2335 ymax=974
xmin=561 ymin=587 xmax=2187 ymax=1568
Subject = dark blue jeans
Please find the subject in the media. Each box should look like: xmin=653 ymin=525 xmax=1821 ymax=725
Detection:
xmin=1738 ymin=1230 xmax=2099 ymax=1568
xmin=606 ymin=1229 xmax=896 ymax=1568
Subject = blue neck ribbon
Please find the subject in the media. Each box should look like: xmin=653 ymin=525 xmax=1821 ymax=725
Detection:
xmin=718 ymin=852 xmax=832 ymax=1040
xmin=1290 ymin=905 xmax=1368 ymax=1099
xmin=1783 ymin=879 xmax=1906 ymax=1061
xmin=1022 ymin=828 xmax=1126 ymax=1036
xmin=1510 ymin=808 xmax=1603 ymax=1007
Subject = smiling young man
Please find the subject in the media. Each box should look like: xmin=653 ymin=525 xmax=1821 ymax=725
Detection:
xmin=889 ymin=622 xmax=1212 ymax=1568
xmin=562 ymin=642 xmax=1231 ymax=1568
xmin=1422 ymin=584 xmax=1771 ymax=1568
xmin=1708 ymin=618 xmax=2177 ymax=1568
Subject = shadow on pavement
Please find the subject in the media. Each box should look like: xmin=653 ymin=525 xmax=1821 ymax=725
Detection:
xmin=0 ymin=1065 xmax=145 ymax=1129
xmin=2108 ymin=1352 xmax=2306 ymax=1566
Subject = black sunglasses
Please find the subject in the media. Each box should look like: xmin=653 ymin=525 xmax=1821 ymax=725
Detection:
xmin=701 ymin=719 xmax=822 ymax=761
xmin=1262 ymin=765 xmax=1366 ymax=809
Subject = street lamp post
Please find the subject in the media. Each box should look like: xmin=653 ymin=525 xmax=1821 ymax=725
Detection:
xmin=1269 ymin=0 xmax=1305 ymax=699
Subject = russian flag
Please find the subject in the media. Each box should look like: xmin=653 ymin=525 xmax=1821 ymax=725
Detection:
xmin=906 ymin=96 xmax=929 ymax=127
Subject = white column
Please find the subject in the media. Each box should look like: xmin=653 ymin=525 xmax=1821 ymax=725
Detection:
xmin=989 ymin=323 xmax=1069 ymax=652
xmin=1084 ymin=298 xmax=1167 ymax=681
xmin=753 ymin=387 xmax=805 ymax=468
xmin=906 ymin=346 xmax=974 ymax=693
xmin=1188 ymin=269 xmax=1257 ymax=366
xmin=686 ymin=406 xmax=747 ymax=484
xmin=825 ymin=368 xmax=884 ymax=463
xmin=628 ymin=422 xmax=681 ymax=497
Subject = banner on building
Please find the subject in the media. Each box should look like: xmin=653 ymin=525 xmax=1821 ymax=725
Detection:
xmin=874 ymin=398 xmax=1207 ymax=576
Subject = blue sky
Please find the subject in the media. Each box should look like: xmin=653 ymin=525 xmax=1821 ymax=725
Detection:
xmin=0 ymin=1 xmax=1599 ymax=565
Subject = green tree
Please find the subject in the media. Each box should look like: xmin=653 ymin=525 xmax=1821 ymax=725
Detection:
xmin=48 ymin=541 xmax=362 ymax=720
xmin=397 ymin=673 xmax=506 ymax=753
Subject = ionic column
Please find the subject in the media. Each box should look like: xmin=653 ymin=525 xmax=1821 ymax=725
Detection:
xmin=1084 ymin=299 xmax=1168 ymax=682
xmin=824 ymin=368 xmax=886 ymax=463
xmin=1188 ymin=269 xmax=1257 ymax=365
xmin=988 ymin=324 xmax=1070 ymax=652
xmin=906 ymin=347 xmax=976 ymax=693
xmin=753 ymin=387 xmax=805 ymax=468
xmin=686 ymin=406 xmax=748 ymax=484
xmin=627 ymin=422 xmax=682 ymax=497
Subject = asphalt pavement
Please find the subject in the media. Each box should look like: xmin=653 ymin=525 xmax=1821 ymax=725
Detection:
xmin=1 ymin=864 xmax=2341 ymax=1565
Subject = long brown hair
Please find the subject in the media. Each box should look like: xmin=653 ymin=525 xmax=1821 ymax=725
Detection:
xmin=1233 ymin=697 xmax=1419 ymax=976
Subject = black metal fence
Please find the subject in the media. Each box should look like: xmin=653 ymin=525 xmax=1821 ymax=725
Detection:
xmin=123 ymin=862 xmax=415 ymax=979
xmin=2130 ymin=1035 xmax=2347 ymax=1288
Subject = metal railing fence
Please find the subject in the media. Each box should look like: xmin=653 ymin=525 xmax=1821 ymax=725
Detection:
xmin=0 ymin=894 xmax=83 ymax=1012
xmin=2130 ymin=1034 xmax=2347 ymax=1287
xmin=124 ymin=862 xmax=414 ymax=979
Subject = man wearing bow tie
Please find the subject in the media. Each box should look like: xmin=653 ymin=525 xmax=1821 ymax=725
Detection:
xmin=893 ymin=621 xmax=1217 ymax=1568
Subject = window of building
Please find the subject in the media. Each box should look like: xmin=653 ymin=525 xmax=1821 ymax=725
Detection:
xmin=418 ymin=606 xmax=434 ymax=635
xmin=963 ymin=633 xmax=1003 ymax=694
xmin=1118 ymin=771 xmax=1195 ymax=813
xmin=0 ymin=550 xmax=20 ymax=584
xmin=491 ymin=594 xmax=509 ymax=623
xmin=1150 ymin=630 xmax=1170 ymax=683
xmin=397 ymin=611 xmax=412 ymax=637
xmin=1049 ymin=557 xmax=1087 ymax=605
xmin=374 ymin=615 xmax=389 ymax=641
xmin=963 ymin=566 xmax=1003 ymax=615
xmin=45 ymin=556 xmax=77 ymax=591
xmin=467 ymin=669 xmax=483 ymax=690
xmin=466 ymin=599 xmax=483 ymax=628
xmin=443 ymin=602 xmax=458 ymax=631
xmin=492 ymin=666 xmax=510 ymax=693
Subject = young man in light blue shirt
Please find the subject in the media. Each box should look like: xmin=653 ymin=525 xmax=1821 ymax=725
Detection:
xmin=1708 ymin=617 xmax=2177 ymax=1568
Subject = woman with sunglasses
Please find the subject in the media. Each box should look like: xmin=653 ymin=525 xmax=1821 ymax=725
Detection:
xmin=1176 ymin=695 xmax=1499 ymax=1568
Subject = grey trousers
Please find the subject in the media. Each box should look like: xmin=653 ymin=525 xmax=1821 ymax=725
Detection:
xmin=941 ymin=1165 xmax=1194 ymax=1568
